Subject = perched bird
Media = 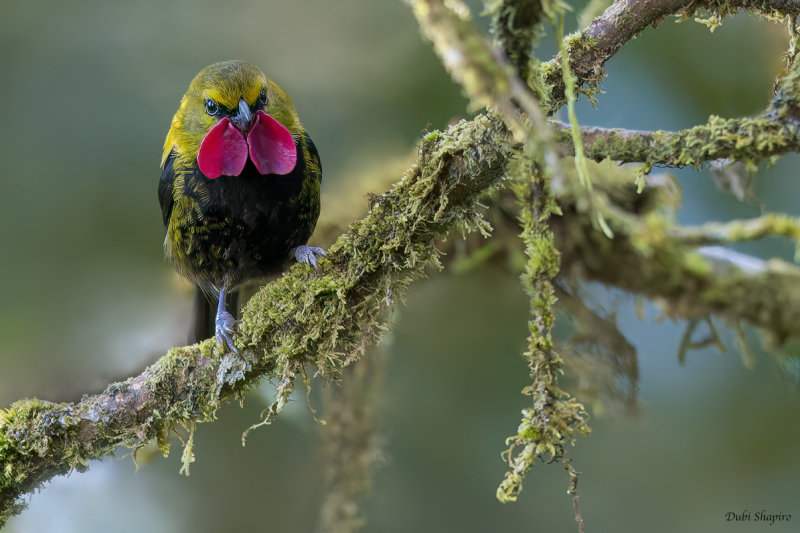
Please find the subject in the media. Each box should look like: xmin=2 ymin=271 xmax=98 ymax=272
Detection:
xmin=159 ymin=60 xmax=324 ymax=351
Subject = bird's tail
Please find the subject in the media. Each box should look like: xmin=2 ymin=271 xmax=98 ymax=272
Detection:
xmin=190 ymin=286 xmax=239 ymax=344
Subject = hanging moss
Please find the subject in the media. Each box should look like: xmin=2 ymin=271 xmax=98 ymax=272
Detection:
xmin=497 ymin=156 xmax=590 ymax=506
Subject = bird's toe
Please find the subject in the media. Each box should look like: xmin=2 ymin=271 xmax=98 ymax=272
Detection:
xmin=294 ymin=245 xmax=327 ymax=270
xmin=215 ymin=311 xmax=239 ymax=353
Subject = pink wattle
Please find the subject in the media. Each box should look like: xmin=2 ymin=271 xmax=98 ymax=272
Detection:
xmin=197 ymin=117 xmax=248 ymax=179
xmin=247 ymin=110 xmax=297 ymax=175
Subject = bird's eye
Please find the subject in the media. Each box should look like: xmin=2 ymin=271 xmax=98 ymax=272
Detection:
xmin=205 ymin=99 xmax=219 ymax=115
xmin=259 ymin=89 xmax=268 ymax=106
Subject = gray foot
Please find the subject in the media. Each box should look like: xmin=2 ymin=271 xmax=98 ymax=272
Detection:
xmin=215 ymin=310 xmax=239 ymax=354
xmin=294 ymin=245 xmax=327 ymax=270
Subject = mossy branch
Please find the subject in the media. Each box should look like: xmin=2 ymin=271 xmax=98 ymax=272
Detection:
xmin=552 ymin=22 xmax=800 ymax=167
xmin=0 ymin=113 xmax=510 ymax=525
xmin=671 ymin=214 xmax=800 ymax=250
xmin=543 ymin=0 xmax=800 ymax=110
xmin=5 ymin=0 xmax=800 ymax=528
xmin=555 ymin=113 xmax=800 ymax=167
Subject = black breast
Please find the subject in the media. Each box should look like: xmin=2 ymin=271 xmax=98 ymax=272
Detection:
xmin=161 ymin=135 xmax=321 ymax=291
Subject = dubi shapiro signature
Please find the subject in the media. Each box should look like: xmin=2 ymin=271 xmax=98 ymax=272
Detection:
xmin=725 ymin=510 xmax=792 ymax=525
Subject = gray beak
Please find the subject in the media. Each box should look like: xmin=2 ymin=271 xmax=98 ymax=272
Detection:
xmin=231 ymin=97 xmax=254 ymax=132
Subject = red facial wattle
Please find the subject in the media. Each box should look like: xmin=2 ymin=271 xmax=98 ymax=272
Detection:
xmin=197 ymin=118 xmax=248 ymax=179
xmin=197 ymin=110 xmax=297 ymax=179
xmin=247 ymin=110 xmax=297 ymax=176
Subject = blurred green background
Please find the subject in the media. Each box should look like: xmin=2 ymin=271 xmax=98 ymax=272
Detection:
xmin=1 ymin=1 xmax=799 ymax=531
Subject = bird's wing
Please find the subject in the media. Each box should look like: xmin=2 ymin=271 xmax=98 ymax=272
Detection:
xmin=158 ymin=150 xmax=177 ymax=226
xmin=303 ymin=131 xmax=322 ymax=183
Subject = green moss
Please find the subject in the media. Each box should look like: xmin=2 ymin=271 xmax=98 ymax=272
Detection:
xmin=541 ymin=30 xmax=604 ymax=112
xmin=0 ymin=399 xmax=86 ymax=520
xmin=656 ymin=115 xmax=795 ymax=168
xmin=562 ymin=31 xmax=594 ymax=53
xmin=423 ymin=130 xmax=440 ymax=143
xmin=485 ymin=0 xmax=545 ymax=81
xmin=682 ymin=1 xmax=799 ymax=30
xmin=577 ymin=111 xmax=799 ymax=167
xmin=498 ymin=155 xmax=590 ymax=505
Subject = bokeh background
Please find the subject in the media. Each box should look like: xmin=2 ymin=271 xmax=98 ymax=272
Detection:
xmin=1 ymin=1 xmax=799 ymax=531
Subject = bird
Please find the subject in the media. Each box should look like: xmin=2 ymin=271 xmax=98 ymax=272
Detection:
xmin=158 ymin=60 xmax=324 ymax=352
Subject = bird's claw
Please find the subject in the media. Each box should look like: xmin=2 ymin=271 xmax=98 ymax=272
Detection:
xmin=294 ymin=245 xmax=327 ymax=270
xmin=215 ymin=310 xmax=239 ymax=354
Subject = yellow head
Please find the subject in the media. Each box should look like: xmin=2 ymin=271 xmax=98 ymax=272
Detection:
xmin=162 ymin=60 xmax=302 ymax=173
